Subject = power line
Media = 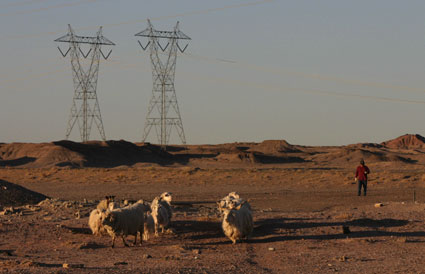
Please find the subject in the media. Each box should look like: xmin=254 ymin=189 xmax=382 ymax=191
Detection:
xmin=193 ymin=74 xmax=425 ymax=105
xmin=182 ymin=52 xmax=425 ymax=94
xmin=4 ymin=0 xmax=274 ymax=39
xmin=0 ymin=0 xmax=101 ymax=17
xmin=0 ymin=0 xmax=52 ymax=9
xmin=4 ymin=51 xmax=425 ymax=106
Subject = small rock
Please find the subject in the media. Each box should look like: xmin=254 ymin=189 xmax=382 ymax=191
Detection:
xmin=143 ymin=254 xmax=152 ymax=259
xmin=374 ymin=203 xmax=384 ymax=208
xmin=63 ymin=263 xmax=84 ymax=268
xmin=114 ymin=261 xmax=128 ymax=265
xmin=37 ymin=200 xmax=47 ymax=206
xmin=339 ymin=256 xmax=347 ymax=262
xmin=268 ymin=247 xmax=275 ymax=251
xmin=165 ymin=228 xmax=175 ymax=234
xmin=192 ymin=249 xmax=201 ymax=255
xmin=123 ymin=200 xmax=129 ymax=206
xmin=397 ymin=237 xmax=407 ymax=243
xmin=20 ymin=260 xmax=37 ymax=267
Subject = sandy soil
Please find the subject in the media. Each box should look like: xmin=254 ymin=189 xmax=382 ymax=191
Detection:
xmin=1 ymin=135 xmax=425 ymax=273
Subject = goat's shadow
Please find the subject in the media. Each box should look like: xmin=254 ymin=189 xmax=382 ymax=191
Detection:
xmin=181 ymin=217 xmax=425 ymax=246
xmin=173 ymin=220 xmax=223 ymax=240
xmin=250 ymin=217 xmax=424 ymax=244
xmin=62 ymin=225 xmax=92 ymax=235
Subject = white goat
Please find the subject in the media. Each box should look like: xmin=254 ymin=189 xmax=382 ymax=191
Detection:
xmin=143 ymin=213 xmax=155 ymax=241
xmin=134 ymin=199 xmax=154 ymax=241
xmin=101 ymin=201 xmax=148 ymax=247
xmin=217 ymin=192 xmax=244 ymax=215
xmin=89 ymin=201 xmax=116 ymax=235
xmin=88 ymin=209 xmax=103 ymax=235
xmin=151 ymin=192 xmax=173 ymax=236
xmin=96 ymin=195 xmax=115 ymax=211
xmin=158 ymin=192 xmax=173 ymax=220
xmin=222 ymin=201 xmax=253 ymax=244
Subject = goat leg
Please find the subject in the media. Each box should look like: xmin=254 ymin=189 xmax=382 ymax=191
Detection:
xmin=122 ymin=235 xmax=128 ymax=247
xmin=111 ymin=235 xmax=115 ymax=248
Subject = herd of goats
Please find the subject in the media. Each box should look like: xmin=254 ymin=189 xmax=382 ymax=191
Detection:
xmin=88 ymin=192 xmax=253 ymax=247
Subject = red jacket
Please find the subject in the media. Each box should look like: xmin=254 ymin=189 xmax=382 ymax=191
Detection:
xmin=356 ymin=165 xmax=370 ymax=181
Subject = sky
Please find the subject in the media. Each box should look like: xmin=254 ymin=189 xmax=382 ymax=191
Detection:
xmin=1 ymin=0 xmax=425 ymax=146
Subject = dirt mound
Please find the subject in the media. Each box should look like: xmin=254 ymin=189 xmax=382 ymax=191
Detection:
xmin=52 ymin=140 xmax=172 ymax=167
xmin=0 ymin=140 xmax=173 ymax=168
xmin=249 ymin=140 xmax=301 ymax=154
xmin=215 ymin=152 xmax=258 ymax=163
xmin=190 ymin=143 xmax=254 ymax=155
xmin=314 ymin=147 xmax=416 ymax=165
xmin=215 ymin=151 xmax=305 ymax=164
xmin=381 ymin=134 xmax=425 ymax=149
xmin=0 ymin=179 xmax=48 ymax=208
xmin=0 ymin=142 xmax=85 ymax=168
xmin=346 ymin=143 xmax=383 ymax=149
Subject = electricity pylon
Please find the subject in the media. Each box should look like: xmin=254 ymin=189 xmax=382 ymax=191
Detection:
xmin=135 ymin=20 xmax=190 ymax=149
xmin=55 ymin=24 xmax=114 ymax=142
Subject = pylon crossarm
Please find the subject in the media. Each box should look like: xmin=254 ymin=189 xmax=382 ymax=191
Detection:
xmin=135 ymin=29 xmax=191 ymax=40
xmin=55 ymin=29 xmax=115 ymax=46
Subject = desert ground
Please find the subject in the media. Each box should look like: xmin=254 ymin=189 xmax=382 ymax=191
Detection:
xmin=1 ymin=134 xmax=425 ymax=273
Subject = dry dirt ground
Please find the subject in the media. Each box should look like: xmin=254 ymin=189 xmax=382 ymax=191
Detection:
xmin=1 ymin=136 xmax=425 ymax=273
xmin=1 ymin=164 xmax=425 ymax=273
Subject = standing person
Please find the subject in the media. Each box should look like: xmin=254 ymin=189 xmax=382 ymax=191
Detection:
xmin=355 ymin=159 xmax=370 ymax=196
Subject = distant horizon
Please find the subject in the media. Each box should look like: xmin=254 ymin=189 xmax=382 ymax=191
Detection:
xmin=1 ymin=132 xmax=423 ymax=147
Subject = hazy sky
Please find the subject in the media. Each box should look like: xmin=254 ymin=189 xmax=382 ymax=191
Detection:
xmin=1 ymin=0 xmax=425 ymax=146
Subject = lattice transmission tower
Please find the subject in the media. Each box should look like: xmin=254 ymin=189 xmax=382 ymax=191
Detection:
xmin=135 ymin=20 xmax=190 ymax=148
xmin=55 ymin=24 xmax=115 ymax=142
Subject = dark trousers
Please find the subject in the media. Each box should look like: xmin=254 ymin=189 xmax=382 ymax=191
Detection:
xmin=358 ymin=180 xmax=367 ymax=196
